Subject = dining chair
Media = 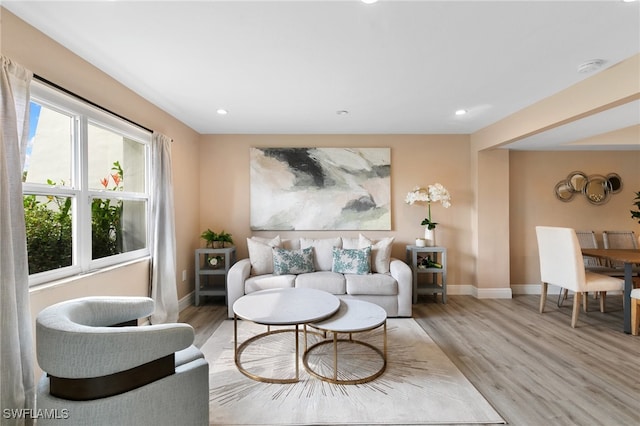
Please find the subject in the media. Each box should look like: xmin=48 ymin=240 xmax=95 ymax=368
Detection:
xmin=602 ymin=230 xmax=640 ymax=273
xmin=536 ymin=226 xmax=624 ymax=328
xmin=603 ymin=230 xmax=639 ymax=250
xmin=558 ymin=231 xmax=609 ymax=306
xmin=632 ymin=288 xmax=640 ymax=336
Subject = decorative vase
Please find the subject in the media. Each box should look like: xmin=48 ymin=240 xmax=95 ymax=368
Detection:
xmin=424 ymin=228 xmax=436 ymax=247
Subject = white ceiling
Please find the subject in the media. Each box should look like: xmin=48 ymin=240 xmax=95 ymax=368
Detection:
xmin=3 ymin=0 xmax=640 ymax=150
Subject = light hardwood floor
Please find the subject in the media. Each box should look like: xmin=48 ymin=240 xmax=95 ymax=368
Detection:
xmin=179 ymin=294 xmax=640 ymax=426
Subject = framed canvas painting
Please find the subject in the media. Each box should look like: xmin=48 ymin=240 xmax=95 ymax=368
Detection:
xmin=250 ymin=147 xmax=391 ymax=230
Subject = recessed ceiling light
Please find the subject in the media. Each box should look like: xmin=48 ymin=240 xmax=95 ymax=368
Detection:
xmin=455 ymin=109 xmax=468 ymax=116
xmin=216 ymin=109 xmax=228 ymax=115
xmin=361 ymin=0 xmax=379 ymax=4
xmin=577 ymin=59 xmax=605 ymax=73
xmin=336 ymin=110 xmax=349 ymax=115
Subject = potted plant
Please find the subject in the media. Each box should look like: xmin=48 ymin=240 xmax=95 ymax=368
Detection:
xmin=216 ymin=230 xmax=234 ymax=248
xmin=631 ymin=191 xmax=640 ymax=224
xmin=200 ymin=228 xmax=234 ymax=248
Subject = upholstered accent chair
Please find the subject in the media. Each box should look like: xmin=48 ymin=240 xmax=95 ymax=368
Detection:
xmin=535 ymin=226 xmax=624 ymax=328
xmin=36 ymin=296 xmax=209 ymax=425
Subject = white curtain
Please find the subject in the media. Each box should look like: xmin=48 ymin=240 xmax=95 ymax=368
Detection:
xmin=0 ymin=56 xmax=35 ymax=425
xmin=149 ymin=132 xmax=179 ymax=323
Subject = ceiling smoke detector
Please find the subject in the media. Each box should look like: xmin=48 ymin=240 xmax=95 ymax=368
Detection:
xmin=577 ymin=59 xmax=605 ymax=73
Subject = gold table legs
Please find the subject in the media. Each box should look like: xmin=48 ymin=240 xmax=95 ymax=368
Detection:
xmin=302 ymin=321 xmax=387 ymax=385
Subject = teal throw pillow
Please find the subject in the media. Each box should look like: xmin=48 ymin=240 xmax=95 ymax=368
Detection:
xmin=272 ymin=247 xmax=315 ymax=275
xmin=331 ymin=247 xmax=371 ymax=275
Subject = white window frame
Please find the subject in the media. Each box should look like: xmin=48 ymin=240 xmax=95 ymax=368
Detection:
xmin=25 ymin=81 xmax=151 ymax=287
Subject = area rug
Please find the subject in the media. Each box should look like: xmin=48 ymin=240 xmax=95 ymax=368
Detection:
xmin=202 ymin=318 xmax=505 ymax=425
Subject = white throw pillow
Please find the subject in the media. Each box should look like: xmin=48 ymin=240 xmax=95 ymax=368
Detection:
xmin=359 ymin=234 xmax=394 ymax=273
xmin=300 ymin=237 xmax=342 ymax=271
xmin=247 ymin=236 xmax=281 ymax=275
xmin=341 ymin=237 xmax=360 ymax=249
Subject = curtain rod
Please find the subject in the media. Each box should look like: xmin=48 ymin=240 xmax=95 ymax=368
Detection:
xmin=33 ymin=74 xmax=154 ymax=134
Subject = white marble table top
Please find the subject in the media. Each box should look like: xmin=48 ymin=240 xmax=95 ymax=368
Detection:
xmin=232 ymin=288 xmax=340 ymax=325
xmin=310 ymin=298 xmax=387 ymax=333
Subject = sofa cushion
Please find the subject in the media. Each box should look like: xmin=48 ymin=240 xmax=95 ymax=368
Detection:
xmin=247 ymin=236 xmax=281 ymax=275
xmin=359 ymin=234 xmax=394 ymax=274
xmin=272 ymin=247 xmax=315 ymax=275
xmin=300 ymin=237 xmax=342 ymax=271
xmin=345 ymin=273 xmax=398 ymax=296
xmin=295 ymin=271 xmax=346 ymax=294
xmin=331 ymin=247 xmax=371 ymax=275
xmin=245 ymin=274 xmax=296 ymax=294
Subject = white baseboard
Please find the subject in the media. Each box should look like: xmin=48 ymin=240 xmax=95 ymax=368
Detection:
xmin=178 ymin=284 xmax=562 ymax=309
xmin=179 ymin=291 xmax=195 ymax=312
xmin=447 ymin=285 xmax=513 ymax=299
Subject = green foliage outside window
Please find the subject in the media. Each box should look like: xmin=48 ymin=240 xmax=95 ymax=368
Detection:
xmin=92 ymin=161 xmax=124 ymax=259
xmin=24 ymin=191 xmax=72 ymax=274
xmin=23 ymin=161 xmax=125 ymax=274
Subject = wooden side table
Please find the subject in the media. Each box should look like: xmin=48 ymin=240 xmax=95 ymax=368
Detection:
xmin=406 ymin=245 xmax=447 ymax=304
xmin=195 ymin=247 xmax=236 ymax=306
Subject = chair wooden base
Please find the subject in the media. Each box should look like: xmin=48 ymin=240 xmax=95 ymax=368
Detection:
xmin=541 ymin=282 xmax=608 ymax=328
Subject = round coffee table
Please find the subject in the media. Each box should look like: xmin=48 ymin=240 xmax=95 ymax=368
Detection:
xmin=303 ymin=298 xmax=387 ymax=385
xmin=232 ymin=288 xmax=340 ymax=383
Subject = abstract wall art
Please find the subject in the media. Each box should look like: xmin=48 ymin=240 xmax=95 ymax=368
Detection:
xmin=250 ymin=147 xmax=391 ymax=230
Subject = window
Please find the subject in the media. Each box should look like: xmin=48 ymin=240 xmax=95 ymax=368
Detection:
xmin=24 ymin=81 xmax=151 ymax=286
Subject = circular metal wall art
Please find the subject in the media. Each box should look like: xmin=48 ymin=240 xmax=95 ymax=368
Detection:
xmin=554 ymin=181 xmax=575 ymax=202
xmin=583 ymin=175 xmax=611 ymax=205
xmin=554 ymin=171 xmax=621 ymax=205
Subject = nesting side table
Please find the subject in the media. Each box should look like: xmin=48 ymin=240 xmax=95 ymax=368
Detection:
xmin=406 ymin=245 xmax=447 ymax=304
xmin=195 ymin=247 xmax=236 ymax=306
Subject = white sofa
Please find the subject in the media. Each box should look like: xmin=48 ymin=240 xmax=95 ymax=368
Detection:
xmin=227 ymin=235 xmax=412 ymax=318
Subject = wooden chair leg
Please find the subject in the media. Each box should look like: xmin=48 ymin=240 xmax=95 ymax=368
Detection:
xmin=583 ymin=292 xmax=588 ymax=312
xmin=632 ymin=299 xmax=639 ymax=336
xmin=599 ymin=292 xmax=606 ymax=313
xmin=539 ymin=282 xmax=548 ymax=313
xmin=571 ymin=292 xmax=581 ymax=328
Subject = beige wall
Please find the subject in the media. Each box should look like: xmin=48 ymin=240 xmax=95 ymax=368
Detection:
xmin=2 ymin=9 xmax=201 ymax=309
xmin=199 ymin=134 xmax=475 ymax=287
xmin=509 ymin=150 xmax=640 ymax=286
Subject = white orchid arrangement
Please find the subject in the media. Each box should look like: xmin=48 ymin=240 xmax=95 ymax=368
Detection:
xmin=405 ymin=183 xmax=452 ymax=230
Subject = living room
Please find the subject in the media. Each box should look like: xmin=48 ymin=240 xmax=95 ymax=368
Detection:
xmin=1 ymin=1 xmax=639 ymax=425
xmin=2 ymin=2 xmax=637 ymax=315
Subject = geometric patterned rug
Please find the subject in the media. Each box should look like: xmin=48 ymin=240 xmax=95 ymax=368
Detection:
xmin=203 ymin=318 xmax=505 ymax=425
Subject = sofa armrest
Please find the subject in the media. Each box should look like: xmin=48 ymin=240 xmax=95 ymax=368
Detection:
xmin=390 ymin=257 xmax=412 ymax=317
xmin=227 ymin=258 xmax=252 ymax=318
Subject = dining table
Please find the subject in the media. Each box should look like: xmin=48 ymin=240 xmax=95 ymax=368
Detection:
xmin=581 ymin=248 xmax=640 ymax=334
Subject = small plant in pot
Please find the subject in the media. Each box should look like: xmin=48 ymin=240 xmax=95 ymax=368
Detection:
xmin=631 ymin=191 xmax=640 ymax=224
xmin=200 ymin=228 xmax=234 ymax=248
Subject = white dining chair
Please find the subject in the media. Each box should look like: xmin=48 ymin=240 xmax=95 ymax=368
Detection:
xmin=536 ymin=226 xmax=624 ymax=328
